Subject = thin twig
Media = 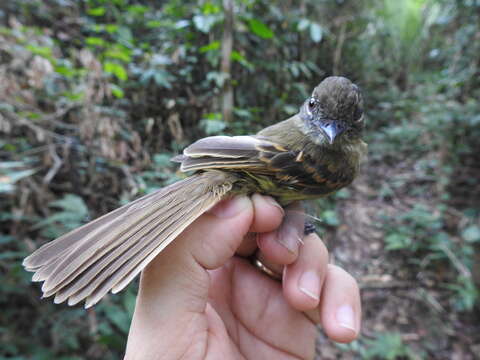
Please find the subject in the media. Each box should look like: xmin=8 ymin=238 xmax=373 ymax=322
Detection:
xmin=43 ymin=144 xmax=63 ymax=185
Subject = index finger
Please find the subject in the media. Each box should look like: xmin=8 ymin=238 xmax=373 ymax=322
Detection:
xmin=236 ymin=194 xmax=285 ymax=257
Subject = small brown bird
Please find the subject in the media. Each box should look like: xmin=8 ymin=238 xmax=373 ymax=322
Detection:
xmin=23 ymin=76 xmax=367 ymax=308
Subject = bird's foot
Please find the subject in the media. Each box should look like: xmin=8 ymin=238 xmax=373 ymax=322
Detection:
xmin=304 ymin=221 xmax=316 ymax=235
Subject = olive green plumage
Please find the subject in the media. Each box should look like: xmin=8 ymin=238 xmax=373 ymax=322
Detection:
xmin=23 ymin=76 xmax=367 ymax=308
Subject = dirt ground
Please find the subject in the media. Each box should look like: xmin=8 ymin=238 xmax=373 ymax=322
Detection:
xmin=313 ymin=162 xmax=480 ymax=359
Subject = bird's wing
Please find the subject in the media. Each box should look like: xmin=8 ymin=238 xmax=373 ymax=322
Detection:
xmin=23 ymin=171 xmax=233 ymax=308
xmin=173 ymin=135 xmax=355 ymax=198
xmin=172 ymin=135 xmax=298 ymax=174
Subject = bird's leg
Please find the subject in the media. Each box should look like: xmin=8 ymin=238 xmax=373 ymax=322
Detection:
xmin=303 ymin=221 xmax=316 ymax=235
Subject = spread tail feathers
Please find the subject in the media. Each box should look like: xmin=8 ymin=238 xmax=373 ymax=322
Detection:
xmin=23 ymin=171 xmax=235 ymax=308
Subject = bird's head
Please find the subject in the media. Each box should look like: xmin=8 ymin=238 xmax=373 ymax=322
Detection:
xmin=299 ymin=76 xmax=364 ymax=146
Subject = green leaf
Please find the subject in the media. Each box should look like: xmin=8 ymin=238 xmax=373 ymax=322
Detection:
xmin=103 ymin=61 xmax=128 ymax=81
xmin=309 ymin=23 xmax=323 ymax=43
xmin=199 ymin=41 xmax=220 ymax=53
xmin=62 ymin=91 xmax=84 ymax=101
xmin=153 ymin=154 xmax=172 ymax=167
xmin=34 ymin=194 xmax=89 ymax=236
xmin=335 ymin=189 xmax=351 ymax=199
xmin=199 ymin=113 xmax=226 ymax=135
xmin=105 ymin=24 xmax=119 ymax=33
xmin=117 ymin=26 xmax=133 ymax=44
xmin=206 ymin=71 xmax=229 ymax=87
xmin=55 ymin=65 xmax=76 ymax=77
xmin=90 ymin=24 xmax=105 ymax=32
xmin=202 ymin=2 xmax=220 ymax=15
xmin=0 ymin=235 xmax=14 ymax=245
xmin=175 ymin=20 xmax=189 ymax=29
xmin=19 ymin=111 xmax=41 ymax=119
xmin=283 ymin=105 xmax=298 ymax=115
xmin=126 ymin=5 xmax=149 ymax=15
xmin=193 ymin=14 xmax=218 ymax=33
xmin=0 ymin=161 xmax=26 ymax=169
xmin=86 ymin=37 xmax=106 ymax=46
xmin=143 ymin=69 xmax=175 ymax=89
xmin=102 ymin=304 xmax=131 ymax=334
xmin=230 ymin=50 xmax=245 ymax=62
xmin=446 ymin=276 xmax=479 ymax=311
xmin=25 ymin=45 xmax=52 ymax=58
xmin=297 ymin=19 xmax=310 ymax=31
xmin=87 ymin=7 xmax=106 ymax=16
xmin=364 ymin=332 xmax=415 ymax=360
xmin=50 ymin=194 xmax=88 ymax=215
xmin=104 ymin=48 xmax=131 ymax=62
xmin=110 ymin=84 xmax=124 ymax=98
xmin=123 ymin=288 xmax=137 ymax=317
xmin=248 ymin=19 xmax=274 ymax=39
xmin=231 ymin=51 xmax=254 ymax=71
xmin=0 ymin=183 xmax=14 ymax=193
xmin=385 ymin=233 xmax=412 ymax=250
xmin=322 ymin=210 xmax=339 ymax=226
xmin=462 ymin=225 xmax=480 ymax=243
xmin=146 ymin=20 xmax=163 ymax=28
xmin=0 ymin=102 xmax=14 ymax=112
xmin=1 ymin=169 xmax=37 ymax=184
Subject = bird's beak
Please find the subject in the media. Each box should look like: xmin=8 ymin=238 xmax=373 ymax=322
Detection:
xmin=319 ymin=120 xmax=345 ymax=144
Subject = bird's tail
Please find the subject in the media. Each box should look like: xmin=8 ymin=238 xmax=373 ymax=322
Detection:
xmin=23 ymin=170 xmax=234 ymax=308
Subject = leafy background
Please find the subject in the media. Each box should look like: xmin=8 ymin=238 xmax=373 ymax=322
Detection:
xmin=0 ymin=0 xmax=479 ymax=359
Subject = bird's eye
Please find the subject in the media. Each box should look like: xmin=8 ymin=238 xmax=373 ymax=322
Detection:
xmin=308 ymin=98 xmax=316 ymax=108
xmin=353 ymin=104 xmax=364 ymax=122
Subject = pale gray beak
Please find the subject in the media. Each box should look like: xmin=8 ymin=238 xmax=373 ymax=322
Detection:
xmin=319 ymin=120 xmax=345 ymax=144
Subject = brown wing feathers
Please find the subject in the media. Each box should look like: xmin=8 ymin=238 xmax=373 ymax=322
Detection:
xmin=23 ymin=188 xmax=164 ymax=272
xmin=24 ymin=171 xmax=234 ymax=308
xmin=174 ymin=135 xmax=288 ymax=172
xmin=24 ymin=135 xmax=299 ymax=307
xmin=71 ymin=190 xmax=216 ymax=307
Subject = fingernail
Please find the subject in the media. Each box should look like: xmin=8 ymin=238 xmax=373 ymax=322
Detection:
xmin=209 ymin=196 xmax=251 ymax=218
xmin=264 ymin=196 xmax=285 ymax=215
xmin=278 ymin=224 xmax=303 ymax=253
xmin=298 ymin=270 xmax=320 ymax=301
xmin=336 ymin=304 xmax=357 ymax=334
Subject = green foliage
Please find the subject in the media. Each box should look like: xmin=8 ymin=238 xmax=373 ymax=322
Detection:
xmin=382 ymin=204 xmax=444 ymax=252
xmin=462 ymin=225 xmax=480 ymax=243
xmin=337 ymin=332 xmax=424 ymax=360
xmin=381 ymin=202 xmax=479 ymax=310
xmin=362 ymin=332 xmax=419 ymax=360
xmin=34 ymin=195 xmax=89 ymax=238
xmin=199 ymin=112 xmax=227 ymax=135
xmin=0 ymin=161 xmax=37 ymax=194
xmin=446 ymin=276 xmax=479 ymax=312
xmin=297 ymin=19 xmax=323 ymax=43
xmin=247 ymin=18 xmax=274 ymax=39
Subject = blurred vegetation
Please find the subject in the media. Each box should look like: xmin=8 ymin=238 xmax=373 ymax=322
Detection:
xmin=0 ymin=0 xmax=479 ymax=358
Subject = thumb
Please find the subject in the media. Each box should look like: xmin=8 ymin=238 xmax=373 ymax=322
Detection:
xmin=130 ymin=195 xmax=253 ymax=323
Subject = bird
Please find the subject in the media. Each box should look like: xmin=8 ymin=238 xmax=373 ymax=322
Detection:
xmin=23 ymin=76 xmax=367 ymax=308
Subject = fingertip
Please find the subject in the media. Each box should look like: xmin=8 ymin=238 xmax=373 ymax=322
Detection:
xmin=250 ymin=194 xmax=284 ymax=233
xmin=281 ymin=234 xmax=328 ymax=312
xmin=320 ymin=265 xmax=361 ymax=343
xmin=284 ymin=267 xmax=321 ymax=311
xmin=322 ymin=307 xmax=359 ymax=344
xmin=208 ymin=195 xmax=253 ymax=219
xmin=333 ymin=304 xmax=359 ymax=342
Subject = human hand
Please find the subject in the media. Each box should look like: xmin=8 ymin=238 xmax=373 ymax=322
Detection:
xmin=124 ymin=195 xmax=361 ymax=360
